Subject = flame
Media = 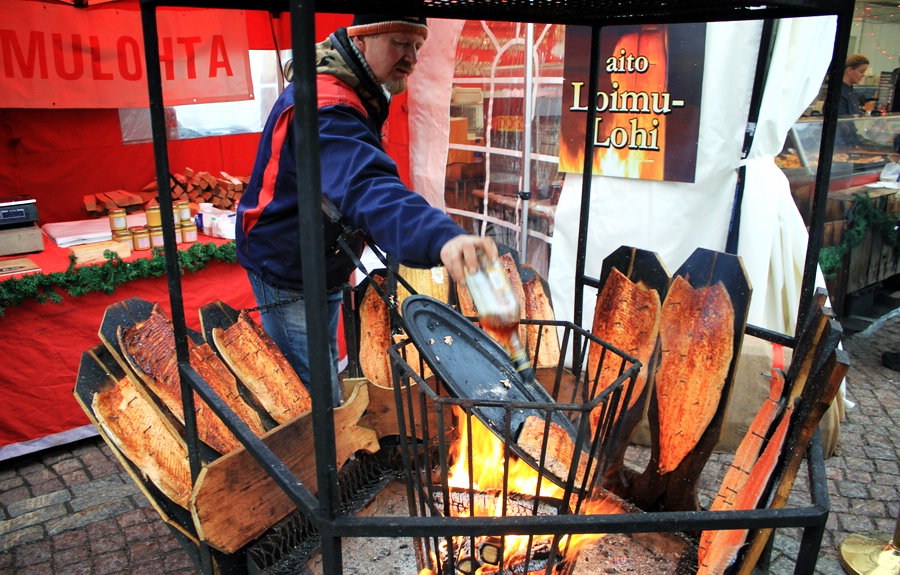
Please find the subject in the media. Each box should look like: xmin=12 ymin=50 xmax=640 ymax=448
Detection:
xmin=439 ymin=406 xmax=609 ymax=573
xmin=596 ymin=148 xmax=649 ymax=179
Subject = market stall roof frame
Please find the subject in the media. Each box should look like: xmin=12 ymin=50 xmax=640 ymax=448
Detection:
xmin=139 ymin=0 xmax=849 ymax=26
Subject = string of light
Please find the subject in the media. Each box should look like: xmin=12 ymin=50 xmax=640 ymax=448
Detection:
xmin=853 ymin=3 xmax=899 ymax=62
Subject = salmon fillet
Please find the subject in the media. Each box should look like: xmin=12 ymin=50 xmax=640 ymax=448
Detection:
xmin=522 ymin=276 xmax=561 ymax=369
xmin=119 ymin=305 xmax=266 ymax=455
xmin=517 ymin=415 xmax=588 ymax=488
xmin=93 ymin=376 xmax=192 ymax=508
xmin=588 ymin=267 xmax=661 ymax=431
xmin=359 ymin=275 xmax=393 ymax=388
xmin=212 ymin=310 xmax=312 ymax=424
xmin=655 ymin=277 xmax=734 ymax=475
xmin=499 ymin=253 xmax=529 ymax=346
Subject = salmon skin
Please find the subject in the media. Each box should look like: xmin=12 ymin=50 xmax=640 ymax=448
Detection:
xmin=119 ymin=304 xmax=266 ymax=455
xmin=213 ymin=310 xmax=312 ymax=424
xmin=655 ymin=277 xmax=734 ymax=475
xmin=93 ymin=376 xmax=192 ymax=508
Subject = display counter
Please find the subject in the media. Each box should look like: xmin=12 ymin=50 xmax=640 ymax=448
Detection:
xmin=777 ymin=113 xmax=900 ymax=315
xmin=0 ymin=233 xmax=256 ymax=461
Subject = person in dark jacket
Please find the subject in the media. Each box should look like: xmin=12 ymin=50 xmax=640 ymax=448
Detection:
xmin=836 ymin=53 xmax=870 ymax=149
xmin=237 ymin=15 xmax=496 ymax=406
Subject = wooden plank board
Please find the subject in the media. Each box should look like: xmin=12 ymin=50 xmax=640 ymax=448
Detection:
xmin=190 ymin=379 xmax=380 ymax=553
xmin=73 ymin=345 xmax=199 ymax=545
xmin=632 ymin=247 xmax=751 ymax=513
xmin=588 ymin=246 xmax=670 ymax=494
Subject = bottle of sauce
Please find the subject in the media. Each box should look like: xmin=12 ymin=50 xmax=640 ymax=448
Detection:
xmin=463 ymin=252 xmax=532 ymax=377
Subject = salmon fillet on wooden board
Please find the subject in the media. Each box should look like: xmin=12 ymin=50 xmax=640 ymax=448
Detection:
xmin=92 ymin=376 xmax=192 ymax=508
xmin=655 ymin=276 xmax=734 ymax=475
xmin=212 ymin=310 xmax=312 ymax=425
xmin=359 ymin=274 xmax=393 ymax=388
xmin=118 ymin=305 xmax=266 ymax=455
xmin=499 ymin=252 xmax=529 ymax=345
xmin=522 ymin=275 xmax=561 ymax=369
xmin=588 ymin=267 xmax=661 ymax=429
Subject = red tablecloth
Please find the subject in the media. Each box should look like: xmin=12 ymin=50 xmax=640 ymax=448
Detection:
xmin=0 ymin=233 xmax=256 ymax=459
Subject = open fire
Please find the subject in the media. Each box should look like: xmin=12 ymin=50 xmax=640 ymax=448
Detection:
xmin=423 ymin=406 xmax=621 ymax=575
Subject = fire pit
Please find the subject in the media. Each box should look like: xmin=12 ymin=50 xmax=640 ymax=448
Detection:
xmin=389 ymin=297 xmax=641 ymax=575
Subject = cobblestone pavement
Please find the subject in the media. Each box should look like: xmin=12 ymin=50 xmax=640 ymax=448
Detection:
xmin=1 ymin=310 xmax=898 ymax=574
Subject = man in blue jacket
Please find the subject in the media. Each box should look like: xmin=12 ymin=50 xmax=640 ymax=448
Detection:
xmin=237 ymin=15 xmax=496 ymax=406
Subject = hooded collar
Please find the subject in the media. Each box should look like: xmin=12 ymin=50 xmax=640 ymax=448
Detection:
xmin=315 ymin=28 xmax=391 ymax=127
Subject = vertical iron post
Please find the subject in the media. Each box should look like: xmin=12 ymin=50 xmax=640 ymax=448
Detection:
xmin=289 ymin=1 xmax=343 ymax=573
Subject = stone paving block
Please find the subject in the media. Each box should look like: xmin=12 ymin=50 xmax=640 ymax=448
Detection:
xmin=93 ymin=550 xmax=129 ymax=575
xmin=68 ymin=481 xmax=137 ymax=512
xmin=6 ymin=488 xmax=71 ymax=518
xmin=46 ymin=497 xmax=136 ymax=536
xmin=0 ymin=503 xmax=68 ymax=538
xmin=0 ymin=525 xmax=46 ymax=553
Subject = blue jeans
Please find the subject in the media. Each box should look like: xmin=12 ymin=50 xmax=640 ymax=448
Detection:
xmin=246 ymin=270 xmax=343 ymax=407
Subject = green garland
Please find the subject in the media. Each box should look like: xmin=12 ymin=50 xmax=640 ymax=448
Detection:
xmin=0 ymin=241 xmax=236 ymax=317
xmin=819 ymin=193 xmax=900 ymax=277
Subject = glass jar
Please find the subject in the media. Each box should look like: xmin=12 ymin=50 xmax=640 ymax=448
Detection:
xmin=112 ymin=229 xmax=132 ymax=245
xmin=149 ymin=225 xmax=164 ymax=248
xmin=108 ymin=208 xmax=127 ymax=231
xmin=131 ymin=226 xmax=150 ymax=251
xmin=181 ymin=221 xmax=198 ymax=243
xmin=145 ymin=205 xmax=162 ymax=228
xmin=176 ymin=201 xmax=192 ymax=223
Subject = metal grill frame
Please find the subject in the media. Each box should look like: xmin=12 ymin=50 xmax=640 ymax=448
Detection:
xmin=135 ymin=1 xmax=854 ymax=573
xmin=388 ymin=318 xmax=640 ymax=574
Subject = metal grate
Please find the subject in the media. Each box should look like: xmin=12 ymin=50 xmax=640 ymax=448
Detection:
xmin=389 ymin=319 xmax=640 ymax=574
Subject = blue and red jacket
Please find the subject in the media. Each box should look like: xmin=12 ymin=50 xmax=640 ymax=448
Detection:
xmin=237 ymin=31 xmax=465 ymax=291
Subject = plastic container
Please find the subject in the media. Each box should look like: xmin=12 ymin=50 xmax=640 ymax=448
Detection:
xmin=108 ymin=208 xmax=127 ymax=231
xmin=463 ymin=252 xmax=531 ymax=375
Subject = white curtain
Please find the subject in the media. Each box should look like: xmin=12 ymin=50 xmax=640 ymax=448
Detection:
xmin=548 ymin=17 xmax=837 ymax=338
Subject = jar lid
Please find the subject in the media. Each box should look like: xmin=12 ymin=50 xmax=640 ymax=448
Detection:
xmin=110 ymin=208 xmax=126 ymax=215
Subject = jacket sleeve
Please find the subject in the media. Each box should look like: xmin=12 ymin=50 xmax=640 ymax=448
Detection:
xmin=318 ymin=104 xmax=466 ymax=268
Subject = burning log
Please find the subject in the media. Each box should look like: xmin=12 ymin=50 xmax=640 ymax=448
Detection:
xmin=432 ymin=486 xmax=563 ymax=518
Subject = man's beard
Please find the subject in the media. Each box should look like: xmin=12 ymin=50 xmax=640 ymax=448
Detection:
xmin=384 ymin=77 xmax=408 ymax=95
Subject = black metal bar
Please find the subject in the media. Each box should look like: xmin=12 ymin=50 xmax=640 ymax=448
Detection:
xmin=139 ymin=0 xmax=850 ymax=26
xmin=573 ymin=24 xmax=602 ymax=334
xmin=792 ymin=430 xmax=830 ymax=575
xmin=138 ymin=4 xmax=212 ymax=572
xmin=329 ymin=502 xmax=828 ymax=537
xmin=797 ymin=1 xmax=855 ymax=335
xmin=288 ymin=2 xmax=344 ymax=574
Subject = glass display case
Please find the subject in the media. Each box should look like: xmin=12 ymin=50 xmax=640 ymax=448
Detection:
xmin=777 ymin=113 xmax=900 ymax=316
xmin=777 ymin=114 xmax=899 ymax=180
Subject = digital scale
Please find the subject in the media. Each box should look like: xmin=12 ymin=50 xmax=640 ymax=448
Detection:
xmin=0 ymin=195 xmax=43 ymax=256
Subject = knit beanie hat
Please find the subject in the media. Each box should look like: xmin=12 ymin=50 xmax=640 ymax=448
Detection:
xmin=346 ymin=15 xmax=428 ymax=40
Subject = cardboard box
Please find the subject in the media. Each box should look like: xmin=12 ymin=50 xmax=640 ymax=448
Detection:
xmin=0 ymin=224 xmax=44 ymax=257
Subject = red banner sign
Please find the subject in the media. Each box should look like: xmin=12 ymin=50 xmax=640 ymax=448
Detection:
xmin=0 ymin=1 xmax=251 ymax=108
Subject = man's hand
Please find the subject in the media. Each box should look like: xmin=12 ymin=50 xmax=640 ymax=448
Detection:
xmin=440 ymin=234 xmax=498 ymax=284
